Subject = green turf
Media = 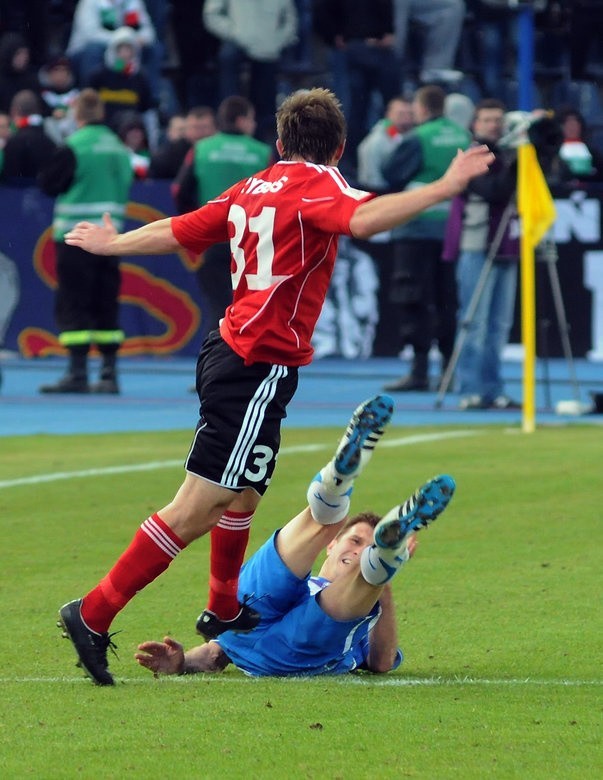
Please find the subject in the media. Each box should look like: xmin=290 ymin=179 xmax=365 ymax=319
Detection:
xmin=1 ymin=425 xmax=601 ymax=778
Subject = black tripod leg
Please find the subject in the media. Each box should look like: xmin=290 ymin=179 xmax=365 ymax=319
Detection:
xmin=546 ymin=257 xmax=582 ymax=402
xmin=435 ymin=256 xmax=494 ymax=407
xmin=538 ymin=318 xmax=552 ymax=410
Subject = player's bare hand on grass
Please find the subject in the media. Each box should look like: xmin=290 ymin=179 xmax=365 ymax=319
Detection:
xmin=136 ymin=636 xmax=185 ymax=676
xmin=442 ymin=145 xmax=495 ymax=196
xmin=65 ymin=212 xmax=117 ymax=255
xmin=136 ymin=636 xmax=230 ymax=676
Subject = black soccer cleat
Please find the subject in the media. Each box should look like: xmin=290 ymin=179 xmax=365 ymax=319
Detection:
xmin=58 ymin=599 xmax=117 ymax=686
xmin=195 ymin=601 xmax=261 ymax=641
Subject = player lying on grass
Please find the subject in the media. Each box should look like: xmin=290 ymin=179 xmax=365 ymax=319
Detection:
xmin=136 ymin=395 xmax=456 ymax=677
xmin=58 ymin=86 xmax=492 ymax=689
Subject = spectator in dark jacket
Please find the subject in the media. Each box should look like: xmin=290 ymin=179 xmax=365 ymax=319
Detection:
xmin=313 ymin=0 xmax=398 ymax=175
xmin=0 ymin=32 xmax=42 ymax=113
xmin=87 ymin=25 xmax=157 ymax=144
xmin=1 ymin=89 xmax=56 ymax=184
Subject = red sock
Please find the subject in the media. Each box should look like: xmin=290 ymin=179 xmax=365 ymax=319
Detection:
xmin=206 ymin=510 xmax=253 ymax=620
xmin=81 ymin=513 xmax=186 ymax=633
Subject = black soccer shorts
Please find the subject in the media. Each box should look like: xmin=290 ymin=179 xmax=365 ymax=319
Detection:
xmin=185 ymin=331 xmax=299 ymax=495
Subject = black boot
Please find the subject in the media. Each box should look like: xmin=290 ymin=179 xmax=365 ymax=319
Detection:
xmin=40 ymin=347 xmax=89 ymax=394
xmin=91 ymin=349 xmax=119 ymax=394
xmin=384 ymin=352 xmax=429 ymax=392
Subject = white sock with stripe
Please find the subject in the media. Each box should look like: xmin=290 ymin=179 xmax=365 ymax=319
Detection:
xmin=306 ymin=462 xmax=353 ymax=525
xmin=360 ymin=543 xmax=410 ymax=586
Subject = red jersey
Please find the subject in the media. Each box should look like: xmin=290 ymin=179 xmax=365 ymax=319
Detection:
xmin=171 ymin=160 xmax=374 ymax=366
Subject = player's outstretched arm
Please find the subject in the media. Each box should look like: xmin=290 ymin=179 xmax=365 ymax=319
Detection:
xmin=349 ymin=145 xmax=495 ymax=240
xmin=364 ymin=584 xmax=399 ymax=673
xmin=135 ymin=636 xmax=230 ymax=675
xmin=65 ymin=212 xmax=181 ymax=256
xmin=365 ymin=536 xmax=416 ymax=673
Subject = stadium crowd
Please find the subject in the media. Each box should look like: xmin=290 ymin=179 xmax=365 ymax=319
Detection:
xmin=0 ymin=1 xmax=602 ymax=399
xmin=0 ymin=1 xmax=601 ymax=166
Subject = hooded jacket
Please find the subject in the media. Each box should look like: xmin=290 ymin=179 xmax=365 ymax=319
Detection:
xmin=88 ymin=27 xmax=155 ymax=129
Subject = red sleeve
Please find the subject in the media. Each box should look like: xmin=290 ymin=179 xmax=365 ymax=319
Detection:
xmin=300 ymin=169 xmax=375 ymax=235
xmin=171 ymin=192 xmax=232 ymax=253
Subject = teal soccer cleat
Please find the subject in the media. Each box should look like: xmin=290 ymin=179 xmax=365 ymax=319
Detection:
xmin=374 ymin=475 xmax=456 ymax=549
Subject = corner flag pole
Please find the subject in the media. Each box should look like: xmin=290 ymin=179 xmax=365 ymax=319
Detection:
xmin=517 ymin=142 xmax=557 ymax=434
xmin=517 ymin=2 xmax=536 ymax=433
xmin=518 ymin=149 xmax=537 ymax=433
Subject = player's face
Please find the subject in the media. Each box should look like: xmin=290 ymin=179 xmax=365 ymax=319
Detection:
xmin=327 ymin=522 xmax=374 ymax=579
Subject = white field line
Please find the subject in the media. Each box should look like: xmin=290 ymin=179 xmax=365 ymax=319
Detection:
xmin=0 ymin=675 xmax=600 ymax=686
xmin=0 ymin=430 xmax=480 ymax=490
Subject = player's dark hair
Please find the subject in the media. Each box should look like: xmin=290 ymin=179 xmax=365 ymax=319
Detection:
xmin=336 ymin=512 xmax=381 ymax=538
xmin=276 ymin=88 xmax=346 ymax=165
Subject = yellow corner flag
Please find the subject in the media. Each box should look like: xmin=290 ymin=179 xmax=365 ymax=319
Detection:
xmin=517 ymin=143 xmax=556 ymax=432
xmin=518 ymin=143 xmax=557 ymax=248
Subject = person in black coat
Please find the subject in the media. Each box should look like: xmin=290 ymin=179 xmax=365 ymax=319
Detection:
xmin=87 ymin=26 xmax=156 ymax=136
xmin=0 ymin=89 xmax=56 ymax=183
xmin=0 ymin=32 xmax=42 ymax=113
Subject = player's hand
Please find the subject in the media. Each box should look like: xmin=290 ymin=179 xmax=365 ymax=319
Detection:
xmin=64 ymin=212 xmax=118 ymax=255
xmin=135 ymin=636 xmax=185 ymax=676
xmin=441 ymin=145 xmax=495 ymax=196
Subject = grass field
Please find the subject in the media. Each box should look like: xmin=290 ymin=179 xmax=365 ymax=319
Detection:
xmin=1 ymin=423 xmax=601 ymax=778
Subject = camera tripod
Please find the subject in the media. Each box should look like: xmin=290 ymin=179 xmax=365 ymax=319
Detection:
xmin=435 ymin=200 xmax=583 ymax=409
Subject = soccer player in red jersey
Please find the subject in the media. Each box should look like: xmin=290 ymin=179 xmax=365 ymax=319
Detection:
xmin=60 ymin=88 xmax=493 ymax=684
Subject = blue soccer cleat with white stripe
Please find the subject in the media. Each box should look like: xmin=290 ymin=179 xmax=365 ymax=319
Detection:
xmin=307 ymin=395 xmax=394 ymax=525
xmin=332 ymin=394 xmax=394 ymax=479
xmin=374 ymin=474 xmax=456 ymax=549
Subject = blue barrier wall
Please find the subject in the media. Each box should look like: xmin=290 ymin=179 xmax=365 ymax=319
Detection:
xmin=1 ymin=180 xmax=603 ymax=360
xmin=0 ymin=181 xmax=209 ymax=359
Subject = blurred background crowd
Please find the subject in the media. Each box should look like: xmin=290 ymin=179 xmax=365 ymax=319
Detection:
xmin=0 ymin=0 xmax=601 ymax=183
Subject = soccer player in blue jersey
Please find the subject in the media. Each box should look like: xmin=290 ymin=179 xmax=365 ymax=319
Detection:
xmin=136 ymin=395 xmax=455 ymax=678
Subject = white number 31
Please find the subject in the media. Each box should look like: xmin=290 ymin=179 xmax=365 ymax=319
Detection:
xmin=229 ymin=204 xmax=289 ymax=291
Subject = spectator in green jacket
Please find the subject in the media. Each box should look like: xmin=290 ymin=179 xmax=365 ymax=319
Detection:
xmin=172 ymin=94 xmax=273 ymax=333
xmin=37 ymin=88 xmax=133 ymax=394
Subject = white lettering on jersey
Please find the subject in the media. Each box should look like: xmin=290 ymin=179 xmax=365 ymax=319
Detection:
xmin=242 ymin=175 xmax=289 ymax=195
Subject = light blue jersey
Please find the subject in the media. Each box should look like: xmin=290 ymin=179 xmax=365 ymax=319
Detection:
xmin=216 ymin=531 xmax=403 ymax=677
